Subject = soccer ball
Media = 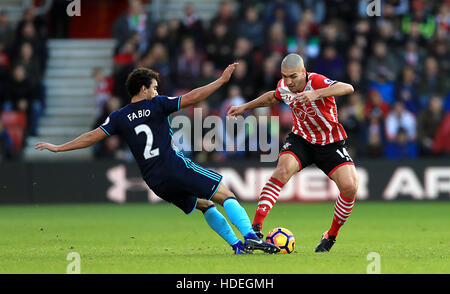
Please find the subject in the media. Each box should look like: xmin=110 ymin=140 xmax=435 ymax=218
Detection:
xmin=265 ymin=227 xmax=295 ymax=254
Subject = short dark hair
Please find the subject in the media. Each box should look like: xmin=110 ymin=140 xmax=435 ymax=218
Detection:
xmin=125 ymin=68 xmax=160 ymax=97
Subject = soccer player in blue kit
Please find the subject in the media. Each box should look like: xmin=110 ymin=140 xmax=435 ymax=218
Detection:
xmin=35 ymin=63 xmax=279 ymax=254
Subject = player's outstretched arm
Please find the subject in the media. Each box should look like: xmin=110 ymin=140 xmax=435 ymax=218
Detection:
xmin=179 ymin=63 xmax=238 ymax=108
xmin=35 ymin=128 xmax=107 ymax=153
xmin=227 ymin=90 xmax=279 ymax=119
xmin=295 ymin=82 xmax=354 ymax=104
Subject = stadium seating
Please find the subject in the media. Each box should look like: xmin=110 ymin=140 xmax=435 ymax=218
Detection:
xmin=1 ymin=111 xmax=27 ymax=152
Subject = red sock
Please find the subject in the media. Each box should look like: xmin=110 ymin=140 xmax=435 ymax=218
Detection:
xmin=328 ymin=194 xmax=355 ymax=237
xmin=252 ymin=177 xmax=284 ymax=229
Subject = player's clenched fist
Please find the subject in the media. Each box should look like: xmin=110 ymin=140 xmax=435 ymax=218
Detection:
xmin=227 ymin=105 xmax=246 ymax=119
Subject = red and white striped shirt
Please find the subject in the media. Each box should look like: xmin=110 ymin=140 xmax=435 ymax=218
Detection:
xmin=274 ymin=72 xmax=347 ymax=145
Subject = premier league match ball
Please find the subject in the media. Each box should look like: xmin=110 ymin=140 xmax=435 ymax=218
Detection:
xmin=266 ymin=227 xmax=295 ymax=254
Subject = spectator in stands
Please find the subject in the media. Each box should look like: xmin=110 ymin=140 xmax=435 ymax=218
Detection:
xmin=366 ymin=40 xmax=400 ymax=83
xmin=385 ymin=127 xmax=418 ymax=159
xmin=229 ymin=59 xmax=255 ymax=100
xmin=237 ymin=5 xmax=265 ymax=49
xmin=320 ymin=22 xmax=347 ymax=56
xmin=0 ymin=10 xmax=14 ymax=52
xmin=113 ymin=39 xmax=138 ymax=72
xmin=347 ymin=91 xmax=365 ymax=121
xmin=369 ymin=67 xmax=396 ymax=105
xmin=12 ymin=21 xmax=48 ymax=72
xmin=417 ymin=95 xmax=445 ymax=156
xmin=263 ymin=0 xmax=301 ymax=36
xmin=432 ymin=111 xmax=450 ymax=155
xmin=233 ymin=37 xmax=254 ymax=69
xmin=436 ymin=2 xmax=450 ymax=33
xmin=312 ymin=44 xmax=346 ymax=81
xmin=179 ymin=2 xmax=204 ymax=48
xmin=344 ymin=60 xmax=368 ymax=95
xmin=219 ymin=85 xmax=247 ymax=160
xmin=173 ymin=37 xmax=202 ymax=90
xmin=0 ymin=41 xmax=10 ymax=92
xmin=265 ymin=23 xmax=287 ymax=57
xmin=16 ymin=7 xmax=47 ymax=41
xmin=365 ymin=113 xmax=385 ymax=158
xmin=339 ymin=104 xmax=363 ymax=158
xmin=346 ymin=43 xmax=365 ymax=65
xmin=396 ymin=66 xmax=420 ymax=115
xmin=13 ymin=42 xmax=42 ymax=90
xmin=150 ymin=21 xmax=170 ymax=49
xmin=385 ymin=101 xmax=417 ymax=142
xmin=111 ymin=0 xmax=153 ymax=54
xmin=167 ymin=18 xmax=182 ymax=53
xmin=417 ymin=56 xmax=450 ymax=104
xmin=3 ymin=65 xmax=34 ymax=135
xmin=255 ymin=55 xmax=281 ymax=94
xmin=205 ymin=22 xmax=235 ymax=69
xmin=93 ymin=68 xmax=112 ymax=121
xmin=210 ymin=0 xmax=237 ymax=39
xmin=364 ymin=89 xmax=390 ymax=119
xmin=429 ymin=40 xmax=450 ymax=77
xmin=302 ymin=0 xmax=326 ymax=24
xmin=402 ymin=0 xmax=436 ymax=43
xmin=377 ymin=20 xmax=400 ymax=48
xmin=3 ymin=65 xmax=33 ymax=112
xmin=401 ymin=39 xmax=425 ymax=73
xmin=93 ymin=96 xmax=126 ymax=159
xmin=0 ymin=119 xmax=14 ymax=161
xmin=148 ymin=42 xmax=171 ymax=94
xmin=195 ymin=61 xmax=223 ymax=110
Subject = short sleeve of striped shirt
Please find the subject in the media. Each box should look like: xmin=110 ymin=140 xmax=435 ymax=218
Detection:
xmin=311 ymin=74 xmax=337 ymax=90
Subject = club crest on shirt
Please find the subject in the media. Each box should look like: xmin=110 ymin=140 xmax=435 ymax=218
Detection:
xmin=102 ymin=116 xmax=110 ymax=126
xmin=281 ymin=142 xmax=291 ymax=150
xmin=290 ymin=100 xmax=317 ymax=121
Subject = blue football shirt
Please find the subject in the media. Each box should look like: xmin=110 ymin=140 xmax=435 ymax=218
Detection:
xmin=99 ymin=95 xmax=186 ymax=187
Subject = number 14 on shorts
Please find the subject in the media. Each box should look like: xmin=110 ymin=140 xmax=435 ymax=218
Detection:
xmin=336 ymin=147 xmax=352 ymax=162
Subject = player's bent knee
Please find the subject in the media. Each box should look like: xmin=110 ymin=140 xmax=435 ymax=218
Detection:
xmin=211 ymin=183 xmax=235 ymax=206
xmin=196 ymin=199 xmax=214 ymax=213
xmin=273 ymin=165 xmax=292 ymax=184
xmin=339 ymin=179 xmax=358 ymax=199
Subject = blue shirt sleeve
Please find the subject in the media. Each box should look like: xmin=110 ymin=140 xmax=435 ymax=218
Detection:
xmin=99 ymin=111 xmax=119 ymax=136
xmin=156 ymin=95 xmax=181 ymax=115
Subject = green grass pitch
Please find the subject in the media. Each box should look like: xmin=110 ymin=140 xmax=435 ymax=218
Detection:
xmin=0 ymin=202 xmax=448 ymax=274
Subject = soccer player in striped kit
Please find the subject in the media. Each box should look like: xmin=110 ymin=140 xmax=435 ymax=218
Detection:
xmin=227 ymin=54 xmax=357 ymax=252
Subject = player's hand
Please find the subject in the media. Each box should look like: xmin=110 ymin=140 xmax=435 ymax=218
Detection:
xmin=35 ymin=142 xmax=60 ymax=152
xmin=227 ymin=105 xmax=246 ymax=119
xmin=220 ymin=62 xmax=239 ymax=83
xmin=294 ymin=90 xmax=320 ymax=104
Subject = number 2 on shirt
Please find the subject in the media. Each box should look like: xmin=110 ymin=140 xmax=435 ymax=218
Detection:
xmin=134 ymin=124 xmax=159 ymax=159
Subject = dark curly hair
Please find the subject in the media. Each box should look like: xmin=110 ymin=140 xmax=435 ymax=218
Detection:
xmin=125 ymin=68 xmax=160 ymax=98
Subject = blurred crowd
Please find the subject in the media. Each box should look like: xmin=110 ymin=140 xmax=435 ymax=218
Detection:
xmin=1 ymin=0 xmax=450 ymax=163
xmin=0 ymin=7 xmax=48 ymax=160
xmin=96 ymin=0 xmax=450 ymax=162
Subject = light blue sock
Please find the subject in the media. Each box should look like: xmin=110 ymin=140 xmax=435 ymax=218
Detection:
xmin=204 ymin=206 xmax=240 ymax=246
xmin=223 ymin=197 xmax=255 ymax=238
